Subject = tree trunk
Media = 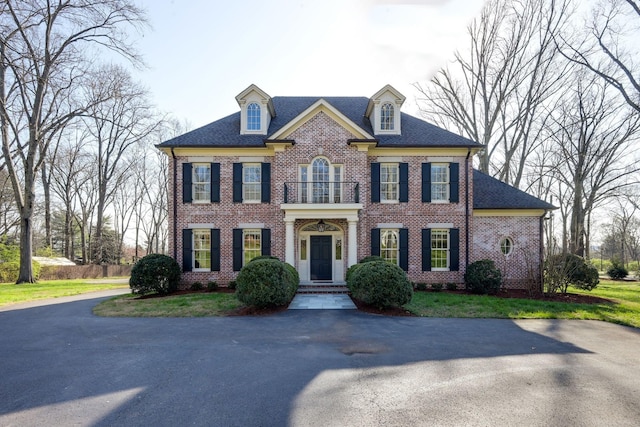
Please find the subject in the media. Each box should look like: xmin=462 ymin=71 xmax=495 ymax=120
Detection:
xmin=17 ymin=215 xmax=34 ymax=283
xmin=41 ymin=165 xmax=52 ymax=249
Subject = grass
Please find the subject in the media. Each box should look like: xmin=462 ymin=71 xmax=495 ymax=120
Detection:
xmin=92 ymin=292 xmax=243 ymax=317
xmin=0 ymin=278 xmax=129 ymax=307
xmin=404 ymin=279 xmax=640 ymax=328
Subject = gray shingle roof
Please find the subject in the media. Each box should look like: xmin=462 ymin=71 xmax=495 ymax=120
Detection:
xmin=473 ymin=170 xmax=555 ymax=210
xmin=157 ymin=96 xmax=482 ymax=148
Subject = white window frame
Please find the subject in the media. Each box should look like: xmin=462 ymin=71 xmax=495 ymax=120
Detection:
xmin=242 ymin=163 xmax=261 ymax=203
xmin=500 ymin=237 xmax=514 ymax=255
xmin=381 ymin=229 xmax=399 ymax=265
xmin=431 ymin=163 xmax=450 ymax=203
xmin=243 ymin=229 xmax=262 ymax=266
xmin=193 ymin=229 xmax=211 ymax=271
xmin=192 ymin=163 xmax=211 ymax=203
xmin=247 ymin=102 xmax=261 ymax=131
xmin=431 ymin=229 xmax=450 ymax=271
xmin=380 ymin=163 xmax=399 ymax=203
xmin=380 ymin=102 xmax=395 ymax=131
xmin=299 ymin=157 xmax=343 ymax=204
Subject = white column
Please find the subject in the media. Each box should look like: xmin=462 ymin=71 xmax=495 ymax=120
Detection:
xmin=285 ymin=220 xmax=295 ymax=266
xmin=348 ymin=220 xmax=358 ymax=267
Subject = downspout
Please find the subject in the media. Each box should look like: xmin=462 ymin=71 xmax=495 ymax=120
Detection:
xmin=539 ymin=213 xmax=545 ymax=293
xmin=465 ymin=148 xmax=471 ymax=270
xmin=170 ymin=148 xmax=178 ymax=261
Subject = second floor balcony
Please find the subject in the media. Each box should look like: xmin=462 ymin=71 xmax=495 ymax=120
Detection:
xmin=283 ymin=181 xmax=360 ymax=204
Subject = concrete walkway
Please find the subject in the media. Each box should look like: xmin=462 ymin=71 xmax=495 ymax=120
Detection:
xmin=288 ymin=294 xmax=356 ymax=309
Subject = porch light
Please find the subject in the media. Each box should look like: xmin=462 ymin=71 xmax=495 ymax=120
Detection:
xmin=317 ymin=219 xmax=326 ymax=233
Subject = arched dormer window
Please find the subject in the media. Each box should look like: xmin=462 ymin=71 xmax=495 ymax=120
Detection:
xmin=247 ymin=103 xmax=261 ymax=131
xmin=380 ymin=103 xmax=394 ymax=131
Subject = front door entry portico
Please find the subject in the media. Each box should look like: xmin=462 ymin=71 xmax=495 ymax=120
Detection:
xmin=310 ymin=235 xmax=332 ymax=280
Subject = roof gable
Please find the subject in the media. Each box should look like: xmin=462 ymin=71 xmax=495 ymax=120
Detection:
xmin=268 ymin=98 xmax=374 ymax=140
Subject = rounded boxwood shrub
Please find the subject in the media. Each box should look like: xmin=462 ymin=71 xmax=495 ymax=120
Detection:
xmin=464 ymin=259 xmax=502 ymax=295
xmin=248 ymin=255 xmax=280 ymax=263
xmin=348 ymin=261 xmax=413 ymax=309
xmin=129 ymin=254 xmax=180 ymax=295
xmin=284 ymin=262 xmax=300 ymax=286
xmin=359 ymin=255 xmax=385 ymax=264
xmin=607 ymin=259 xmax=628 ymax=280
xmin=345 ymin=262 xmax=363 ymax=284
xmin=236 ymin=259 xmax=298 ymax=308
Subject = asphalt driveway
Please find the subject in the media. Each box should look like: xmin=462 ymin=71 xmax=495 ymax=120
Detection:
xmin=1 ymin=293 xmax=639 ymax=427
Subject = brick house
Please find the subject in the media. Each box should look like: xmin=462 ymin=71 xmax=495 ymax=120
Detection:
xmin=157 ymin=84 xmax=553 ymax=290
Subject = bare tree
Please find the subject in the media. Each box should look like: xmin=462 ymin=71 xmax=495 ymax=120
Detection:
xmin=560 ymin=0 xmax=640 ymax=113
xmin=82 ymin=64 xmax=159 ymax=264
xmin=415 ymin=0 xmax=574 ymax=188
xmin=0 ymin=0 xmax=146 ymax=282
xmin=546 ymin=70 xmax=640 ymax=257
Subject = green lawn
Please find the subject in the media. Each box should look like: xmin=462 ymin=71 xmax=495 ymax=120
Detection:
xmin=0 ymin=279 xmax=129 ymax=307
xmin=93 ymin=292 xmax=243 ymax=317
xmin=404 ymin=279 xmax=640 ymax=328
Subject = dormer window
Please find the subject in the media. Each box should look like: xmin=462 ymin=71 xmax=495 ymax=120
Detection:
xmin=247 ymin=103 xmax=261 ymax=131
xmin=380 ymin=103 xmax=395 ymax=131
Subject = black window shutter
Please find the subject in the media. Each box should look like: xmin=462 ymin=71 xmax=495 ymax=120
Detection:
xmin=232 ymin=229 xmax=243 ymax=271
xmin=233 ymin=163 xmax=242 ymax=203
xmin=449 ymin=163 xmax=459 ymax=203
xmin=261 ymin=163 xmax=271 ymax=203
xmin=422 ymin=163 xmax=431 ymax=203
xmin=399 ymin=163 xmax=409 ymax=202
xmin=450 ymin=228 xmax=460 ymax=271
xmin=183 ymin=163 xmax=192 ymax=203
xmin=399 ymin=228 xmax=409 ymax=271
xmin=422 ymin=229 xmax=431 ymax=271
xmin=261 ymin=229 xmax=271 ymax=256
xmin=182 ymin=229 xmax=193 ymax=272
xmin=209 ymin=163 xmax=220 ymax=203
xmin=371 ymin=228 xmax=381 ymax=256
xmin=211 ymin=229 xmax=220 ymax=271
xmin=371 ymin=163 xmax=380 ymax=203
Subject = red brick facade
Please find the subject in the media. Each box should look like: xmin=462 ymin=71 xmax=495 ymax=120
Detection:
xmin=168 ymin=110 xmax=545 ymax=289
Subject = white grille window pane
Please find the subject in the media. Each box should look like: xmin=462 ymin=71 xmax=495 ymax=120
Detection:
xmin=312 ymin=158 xmax=329 ymax=203
xmin=243 ymin=230 xmax=261 ymax=265
xmin=193 ymin=230 xmax=211 ymax=270
xmin=431 ymin=164 xmax=449 ymax=202
xmin=381 ymin=164 xmax=398 ymax=201
xmin=381 ymin=229 xmax=399 ymax=265
xmin=247 ymin=103 xmax=261 ymax=130
xmin=243 ymin=164 xmax=261 ymax=202
xmin=334 ymin=166 xmax=341 ymax=202
xmin=431 ymin=229 xmax=449 ymax=269
xmin=300 ymin=166 xmax=308 ymax=203
xmin=381 ymin=103 xmax=394 ymax=130
xmin=193 ymin=164 xmax=211 ymax=202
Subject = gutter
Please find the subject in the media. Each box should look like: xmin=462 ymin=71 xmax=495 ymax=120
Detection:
xmin=170 ymin=147 xmax=178 ymax=261
xmin=465 ymin=148 xmax=471 ymax=270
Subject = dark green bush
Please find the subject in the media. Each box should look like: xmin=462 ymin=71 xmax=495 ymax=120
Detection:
xmin=129 ymin=254 xmax=180 ymax=295
xmin=464 ymin=259 xmax=502 ymax=295
xmin=249 ymin=255 xmax=280 ymax=263
xmin=545 ymin=253 xmax=599 ymax=293
xmin=359 ymin=255 xmax=385 ymax=264
xmin=190 ymin=281 xmax=204 ymax=291
xmin=431 ymin=283 xmax=443 ymax=292
xmin=228 ymin=280 xmax=237 ymax=290
xmin=284 ymin=262 xmax=300 ymax=286
xmin=607 ymin=259 xmax=628 ymax=280
xmin=236 ymin=259 xmax=298 ymax=308
xmin=207 ymin=281 xmax=218 ymax=291
xmin=446 ymin=282 xmax=457 ymax=291
xmin=345 ymin=263 xmax=363 ymax=283
xmin=348 ymin=261 xmax=413 ymax=309
xmin=416 ymin=282 xmax=427 ymax=291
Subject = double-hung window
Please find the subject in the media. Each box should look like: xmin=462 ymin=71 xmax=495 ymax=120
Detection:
xmin=247 ymin=103 xmax=261 ymax=131
xmin=431 ymin=164 xmax=449 ymax=202
xmin=243 ymin=164 xmax=261 ymax=202
xmin=380 ymin=229 xmax=399 ymax=265
xmin=193 ymin=230 xmax=211 ymax=270
xmin=431 ymin=229 xmax=449 ymax=270
xmin=193 ymin=164 xmax=211 ymax=202
xmin=380 ymin=164 xmax=399 ymax=202
xmin=243 ymin=229 xmax=262 ymax=265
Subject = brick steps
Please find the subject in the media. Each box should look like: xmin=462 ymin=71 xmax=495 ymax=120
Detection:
xmin=297 ymin=283 xmax=349 ymax=294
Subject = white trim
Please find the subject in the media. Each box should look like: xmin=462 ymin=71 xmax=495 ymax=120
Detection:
xmin=377 ymin=223 xmax=404 ymax=228
xmin=239 ymin=156 xmax=265 ymax=162
xmin=427 ymin=223 xmax=454 ymax=228
xmin=188 ymin=223 xmax=215 ymax=229
xmin=238 ymin=223 xmax=265 ymax=229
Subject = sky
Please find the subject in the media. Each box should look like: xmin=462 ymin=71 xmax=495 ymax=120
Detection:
xmin=133 ymin=0 xmax=486 ymax=129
